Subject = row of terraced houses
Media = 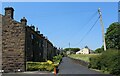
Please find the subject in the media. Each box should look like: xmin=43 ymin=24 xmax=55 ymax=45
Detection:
xmin=1 ymin=7 xmax=59 ymax=72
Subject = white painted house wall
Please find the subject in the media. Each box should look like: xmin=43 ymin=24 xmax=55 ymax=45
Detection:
xmin=76 ymin=48 xmax=91 ymax=54
xmin=80 ymin=48 xmax=90 ymax=54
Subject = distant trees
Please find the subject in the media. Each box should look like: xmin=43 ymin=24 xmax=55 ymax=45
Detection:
xmin=94 ymin=47 xmax=104 ymax=53
xmin=64 ymin=48 xmax=80 ymax=54
xmin=89 ymin=49 xmax=120 ymax=75
xmin=64 ymin=48 xmax=80 ymax=52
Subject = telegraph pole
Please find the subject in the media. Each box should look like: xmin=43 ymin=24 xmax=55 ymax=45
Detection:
xmin=118 ymin=1 xmax=120 ymax=22
xmin=98 ymin=8 xmax=106 ymax=51
xmin=69 ymin=42 xmax=70 ymax=51
xmin=69 ymin=42 xmax=70 ymax=48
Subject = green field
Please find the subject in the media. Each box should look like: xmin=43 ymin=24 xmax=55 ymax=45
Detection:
xmin=68 ymin=54 xmax=99 ymax=62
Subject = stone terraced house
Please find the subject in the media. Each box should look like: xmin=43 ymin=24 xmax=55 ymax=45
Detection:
xmin=1 ymin=7 xmax=59 ymax=72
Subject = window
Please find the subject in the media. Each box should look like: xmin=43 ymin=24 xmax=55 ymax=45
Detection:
xmin=31 ymin=34 xmax=34 ymax=39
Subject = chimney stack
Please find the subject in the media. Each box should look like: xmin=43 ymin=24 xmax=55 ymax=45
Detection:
xmin=20 ymin=17 xmax=27 ymax=25
xmin=36 ymin=27 xmax=38 ymax=31
xmin=41 ymin=34 xmax=43 ymax=37
xmin=36 ymin=27 xmax=40 ymax=34
xmin=30 ymin=25 xmax=35 ymax=30
xmin=5 ymin=7 xmax=14 ymax=19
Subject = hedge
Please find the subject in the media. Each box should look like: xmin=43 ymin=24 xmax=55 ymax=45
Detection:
xmin=27 ymin=55 xmax=63 ymax=72
xmin=27 ymin=61 xmax=54 ymax=72
xmin=89 ymin=49 xmax=120 ymax=75
xmin=53 ymin=55 xmax=62 ymax=64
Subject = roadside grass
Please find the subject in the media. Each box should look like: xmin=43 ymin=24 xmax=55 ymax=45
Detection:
xmin=68 ymin=54 xmax=106 ymax=73
xmin=68 ymin=54 xmax=100 ymax=62
xmin=68 ymin=53 xmax=117 ymax=75
xmin=90 ymin=68 xmax=110 ymax=74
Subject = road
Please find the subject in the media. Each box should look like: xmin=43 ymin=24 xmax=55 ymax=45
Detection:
xmin=58 ymin=57 xmax=101 ymax=74
xmin=57 ymin=57 xmax=112 ymax=76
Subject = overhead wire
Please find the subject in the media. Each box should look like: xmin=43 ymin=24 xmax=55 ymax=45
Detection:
xmin=71 ymin=11 xmax=98 ymax=46
xmin=52 ymin=11 xmax=98 ymax=48
xmin=69 ymin=11 xmax=98 ymax=36
xmin=79 ymin=11 xmax=98 ymax=31
xmin=72 ymin=16 xmax=100 ymax=47
xmin=62 ymin=11 xmax=98 ymax=48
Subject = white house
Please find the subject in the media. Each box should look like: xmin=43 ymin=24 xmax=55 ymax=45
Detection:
xmin=66 ymin=51 xmax=71 ymax=55
xmin=76 ymin=46 xmax=93 ymax=54
xmin=76 ymin=50 xmax=81 ymax=54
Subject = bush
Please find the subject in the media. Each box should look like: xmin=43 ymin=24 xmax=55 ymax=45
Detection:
xmin=53 ymin=55 xmax=62 ymax=64
xmin=47 ymin=60 xmax=53 ymax=64
xmin=27 ymin=55 xmax=63 ymax=72
xmin=94 ymin=48 xmax=104 ymax=53
xmin=89 ymin=49 xmax=120 ymax=75
xmin=89 ymin=55 xmax=101 ymax=69
xmin=27 ymin=61 xmax=54 ymax=72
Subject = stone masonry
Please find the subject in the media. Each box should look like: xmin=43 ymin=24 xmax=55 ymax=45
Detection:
xmin=2 ymin=7 xmax=26 ymax=72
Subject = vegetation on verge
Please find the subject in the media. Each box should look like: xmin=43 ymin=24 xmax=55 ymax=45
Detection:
xmin=27 ymin=55 xmax=63 ymax=72
xmin=27 ymin=61 xmax=54 ymax=71
xmin=90 ymin=22 xmax=120 ymax=75
xmin=68 ymin=54 xmax=99 ymax=62
xmin=89 ymin=49 xmax=120 ymax=76
xmin=53 ymin=55 xmax=62 ymax=64
xmin=94 ymin=47 xmax=104 ymax=53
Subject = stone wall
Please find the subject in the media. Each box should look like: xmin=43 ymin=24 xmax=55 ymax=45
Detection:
xmin=0 ymin=14 xmax=2 ymax=73
xmin=2 ymin=16 xmax=26 ymax=72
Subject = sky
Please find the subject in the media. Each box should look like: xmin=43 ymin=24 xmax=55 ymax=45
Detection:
xmin=1 ymin=2 xmax=118 ymax=50
xmin=118 ymin=1 xmax=120 ymax=22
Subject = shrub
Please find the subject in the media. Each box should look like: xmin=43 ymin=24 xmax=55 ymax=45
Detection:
xmin=27 ymin=55 xmax=63 ymax=72
xmin=27 ymin=61 xmax=54 ymax=72
xmin=94 ymin=48 xmax=104 ymax=53
xmin=89 ymin=55 xmax=101 ymax=69
xmin=47 ymin=60 xmax=53 ymax=64
xmin=53 ymin=55 xmax=62 ymax=64
xmin=46 ymin=65 xmax=54 ymax=71
xmin=89 ymin=49 xmax=120 ymax=75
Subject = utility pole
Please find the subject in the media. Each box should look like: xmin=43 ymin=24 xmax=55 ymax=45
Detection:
xmin=98 ymin=8 xmax=106 ymax=51
xmin=69 ymin=42 xmax=70 ymax=48
xmin=69 ymin=42 xmax=70 ymax=51
xmin=118 ymin=1 xmax=120 ymax=22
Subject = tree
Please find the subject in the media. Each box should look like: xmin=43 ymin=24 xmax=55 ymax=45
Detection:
xmin=94 ymin=48 xmax=104 ymax=53
xmin=105 ymin=22 xmax=120 ymax=49
xmin=64 ymin=48 xmax=80 ymax=54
